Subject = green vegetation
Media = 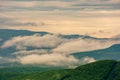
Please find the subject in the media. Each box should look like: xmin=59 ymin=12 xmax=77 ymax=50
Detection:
xmin=0 ymin=66 xmax=61 ymax=80
xmin=0 ymin=60 xmax=120 ymax=80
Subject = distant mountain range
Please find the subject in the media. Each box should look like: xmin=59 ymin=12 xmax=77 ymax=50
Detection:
xmin=0 ymin=60 xmax=119 ymax=80
xmin=0 ymin=29 xmax=109 ymax=56
xmin=0 ymin=29 xmax=49 ymax=41
xmin=0 ymin=29 xmax=120 ymax=67
xmin=0 ymin=29 xmax=100 ymax=40
xmin=73 ymin=44 xmax=120 ymax=60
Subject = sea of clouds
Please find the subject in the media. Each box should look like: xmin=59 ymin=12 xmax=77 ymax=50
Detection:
xmin=0 ymin=34 xmax=120 ymax=68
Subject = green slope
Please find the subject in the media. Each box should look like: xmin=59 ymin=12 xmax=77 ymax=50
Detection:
xmin=107 ymin=61 xmax=120 ymax=80
xmin=0 ymin=60 xmax=120 ymax=80
xmin=0 ymin=66 xmax=62 ymax=80
xmin=64 ymin=60 xmax=118 ymax=80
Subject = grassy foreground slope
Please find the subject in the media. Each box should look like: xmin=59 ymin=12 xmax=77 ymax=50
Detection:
xmin=0 ymin=60 xmax=120 ymax=80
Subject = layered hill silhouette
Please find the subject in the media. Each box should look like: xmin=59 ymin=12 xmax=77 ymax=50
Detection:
xmin=0 ymin=29 xmax=96 ymax=57
xmin=73 ymin=44 xmax=120 ymax=60
xmin=0 ymin=29 xmax=120 ymax=67
xmin=0 ymin=60 xmax=120 ymax=80
xmin=0 ymin=29 xmax=96 ymax=40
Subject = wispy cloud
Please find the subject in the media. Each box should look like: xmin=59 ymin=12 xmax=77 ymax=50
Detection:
xmin=2 ymin=34 xmax=120 ymax=53
xmin=0 ymin=0 xmax=119 ymax=67
xmin=17 ymin=54 xmax=79 ymax=68
xmin=1 ymin=34 xmax=66 ymax=50
xmin=0 ymin=0 xmax=120 ymax=38
xmin=1 ymin=34 xmax=120 ymax=67
xmin=0 ymin=56 xmax=17 ymax=64
xmin=17 ymin=54 xmax=95 ymax=68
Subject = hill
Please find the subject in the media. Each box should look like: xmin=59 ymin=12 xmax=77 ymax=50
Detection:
xmin=73 ymin=44 xmax=120 ymax=60
xmin=0 ymin=29 xmax=49 ymax=41
xmin=0 ymin=29 xmax=120 ymax=68
xmin=0 ymin=29 xmax=109 ymax=66
xmin=0 ymin=29 xmax=50 ymax=56
xmin=0 ymin=60 xmax=120 ymax=80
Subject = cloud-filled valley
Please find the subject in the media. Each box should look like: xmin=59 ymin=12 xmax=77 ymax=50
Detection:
xmin=0 ymin=31 xmax=120 ymax=68
xmin=0 ymin=2 xmax=119 ymax=79
xmin=0 ymin=0 xmax=119 ymax=79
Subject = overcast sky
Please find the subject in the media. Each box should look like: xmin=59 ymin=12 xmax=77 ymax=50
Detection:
xmin=0 ymin=0 xmax=120 ymax=38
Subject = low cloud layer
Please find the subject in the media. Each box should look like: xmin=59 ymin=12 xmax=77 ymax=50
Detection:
xmin=1 ymin=34 xmax=120 ymax=67
xmin=1 ymin=34 xmax=66 ymax=50
xmin=18 ymin=54 xmax=78 ymax=68
xmin=0 ymin=0 xmax=120 ymax=67
xmin=0 ymin=56 xmax=17 ymax=64
xmin=2 ymin=34 xmax=120 ymax=53
xmin=17 ymin=54 xmax=95 ymax=68
xmin=52 ymin=39 xmax=119 ymax=54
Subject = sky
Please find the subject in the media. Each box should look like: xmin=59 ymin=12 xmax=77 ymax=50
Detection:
xmin=0 ymin=0 xmax=120 ymax=38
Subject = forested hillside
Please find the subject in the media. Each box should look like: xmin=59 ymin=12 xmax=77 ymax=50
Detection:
xmin=0 ymin=60 xmax=119 ymax=80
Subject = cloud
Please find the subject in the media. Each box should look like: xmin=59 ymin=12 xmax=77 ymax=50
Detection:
xmin=0 ymin=0 xmax=120 ymax=39
xmin=0 ymin=16 xmax=38 ymax=27
xmin=0 ymin=10 xmax=119 ymax=38
xmin=0 ymin=56 xmax=17 ymax=64
xmin=0 ymin=19 xmax=38 ymax=27
xmin=13 ymin=49 xmax=49 ymax=56
xmin=17 ymin=54 xmax=78 ymax=68
xmin=112 ymin=34 xmax=120 ymax=39
xmin=18 ymin=22 xmax=38 ymax=26
xmin=2 ymin=34 xmax=120 ymax=52
xmin=17 ymin=54 xmax=95 ymax=68
xmin=1 ymin=34 xmax=120 ymax=67
xmin=1 ymin=34 xmax=66 ymax=50
xmin=80 ymin=56 xmax=96 ymax=63
xmin=52 ymin=38 xmax=120 ymax=54
xmin=0 ymin=2 xmax=120 ymax=38
xmin=1 ymin=0 xmax=119 ymax=12
xmin=0 ymin=0 xmax=120 ymax=67
xmin=0 ymin=38 xmax=3 ymax=41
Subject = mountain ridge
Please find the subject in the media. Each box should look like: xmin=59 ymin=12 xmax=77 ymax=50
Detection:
xmin=0 ymin=29 xmax=109 ymax=39
xmin=0 ymin=29 xmax=120 ymax=68
xmin=73 ymin=44 xmax=120 ymax=60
